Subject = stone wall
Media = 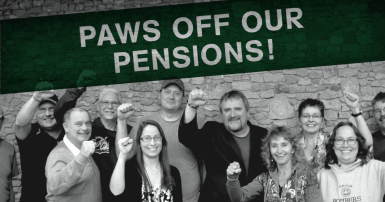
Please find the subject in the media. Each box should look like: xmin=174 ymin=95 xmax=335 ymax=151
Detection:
xmin=1 ymin=0 xmax=385 ymax=201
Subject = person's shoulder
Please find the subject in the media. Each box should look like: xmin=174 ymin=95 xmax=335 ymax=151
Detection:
xmin=249 ymin=122 xmax=268 ymax=133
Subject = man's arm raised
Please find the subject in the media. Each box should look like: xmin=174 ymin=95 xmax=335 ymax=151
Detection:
xmin=116 ymin=103 xmax=135 ymax=159
xmin=15 ymin=82 xmax=55 ymax=140
xmin=184 ymin=89 xmax=208 ymax=124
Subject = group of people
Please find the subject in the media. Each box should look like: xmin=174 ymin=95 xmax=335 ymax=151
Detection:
xmin=1 ymin=72 xmax=385 ymax=202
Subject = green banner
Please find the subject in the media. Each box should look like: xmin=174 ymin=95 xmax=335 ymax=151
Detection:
xmin=1 ymin=0 xmax=385 ymax=94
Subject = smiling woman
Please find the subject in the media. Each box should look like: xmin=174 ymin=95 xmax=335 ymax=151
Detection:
xmin=226 ymin=125 xmax=322 ymax=202
xmin=318 ymin=122 xmax=385 ymax=201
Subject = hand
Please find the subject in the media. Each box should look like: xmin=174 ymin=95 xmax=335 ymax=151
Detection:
xmin=80 ymin=141 xmax=95 ymax=158
xmin=188 ymin=89 xmax=208 ymax=108
xmin=343 ymin=91 xmax=360 ymax=113
xmin=117 ymin=103 xmax=135 ymax=121
xmin=226 ymin=162 xmax=242 ymax=180
xmin=118 ymin=137 xmax=133 ymax=156
xmin=34 ymin=81 xmax=55 ymax=101
xmin=77 ymin=70 xmax=97 ymax=88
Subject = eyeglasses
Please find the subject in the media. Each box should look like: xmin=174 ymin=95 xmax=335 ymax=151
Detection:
xmin=334 ymin=138 xmax=357 ymax=145
xmin=141 ymin=135 xmax=162 ymax=143
xmin=374 ymin=108 xmax=385 ymax=114
xmin=301 ymin=114 xmax=322 ymax=120
xmin=99 ymin=101 xmax=120 ymax=108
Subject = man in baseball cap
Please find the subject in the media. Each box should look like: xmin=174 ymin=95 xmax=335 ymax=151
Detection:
xmin=15 ymin=71 xmax=94 ymax=202
xmin=128 ymin=78 xmax=201 ymax=202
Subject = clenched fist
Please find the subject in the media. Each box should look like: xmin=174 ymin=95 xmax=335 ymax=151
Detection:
xmin=226 ymin=162 xmax=242 ymax=180
xmin=77 ymin=70 xmax=97 ymax=88
xmin=343 ymin=91 xmax=360 ymax=113
xmin=117 ymin=103 xmax=135 ymax=121
xmin=80 ymin=141 xmax=96 ymax=158
xmin=118 ymin=137 xmax=133 ymax=156
xmin=33 ymin=81 xmax=55 ymax=102
xmin=188 ymin=89 xmax=208 ymax=108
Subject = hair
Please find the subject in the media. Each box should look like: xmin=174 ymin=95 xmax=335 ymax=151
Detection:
xmin=219 ymin=90 xmax=250 ymax=113
xmin=372 ymin=92 xmax=385 ymax=108
xmin=298 ymin=98 xmax=325 ymax=118
xmin=135 ymin=120 xmax=174 ymax=190
xmin=324 ymin=122 xmax=369 ymax=169
xmin=260 ymin=125 xmax=303 ymax=171
xmin=98 ymin=87 xmax=122 ymax=103
xmin=63 ymin=108 xmax=90 ymax=123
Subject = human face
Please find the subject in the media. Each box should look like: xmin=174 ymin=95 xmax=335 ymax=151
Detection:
xmin=140 ymin=125 xmax=163 ymax=159
xmin=36 ymin=102 xmax=57 ymax=130
xmin=270 ymin=136 xmax=294 ymax=167
xmin=299 ymin=106 xmax=323 ymax=135
xmin=63 ymin=111 xmax=92 ymax=149
xmin=333 ymin=125 xmax=359 ymax=166
xmin=373 ymin=101 xmax=385 ymax=131
xmin=221 ymin=98 xmax=249 ymax=134
xmin=98 ymin=92 xmax=120 ymax=121
xmin=160 ymin=85 xmax=183 ymax=112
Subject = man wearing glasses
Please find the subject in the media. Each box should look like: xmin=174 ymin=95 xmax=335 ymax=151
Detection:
xmin=371 ymin=92 xmax=385 ymax=162
xmin=91 ymin=87 xmax=135 ymax=202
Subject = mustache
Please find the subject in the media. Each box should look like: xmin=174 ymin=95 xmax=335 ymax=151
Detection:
xmin=228 ymin=117 xmax=240 ymax=121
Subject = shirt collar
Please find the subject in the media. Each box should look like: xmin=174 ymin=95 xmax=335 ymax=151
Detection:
xmin=63 ymin=135 xmax=80 ymax=156
xmin=298 ymin=131 xmax=325 ymax=148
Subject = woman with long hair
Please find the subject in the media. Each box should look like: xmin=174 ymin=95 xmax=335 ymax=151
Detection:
xmin=110 ymin=120 xmax=182 ymax=202
xmin=226 ymin=125 xmax=322 ymax=202
xmin=318 ymin=122 xmax=385 ymax=201
xmin=297 ymin=91 xmax=372 ymax=170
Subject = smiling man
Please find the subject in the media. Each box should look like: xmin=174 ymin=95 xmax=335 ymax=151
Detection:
xmin=179 ymin=89 xmax=267 ymax=202
xmin=15 ymin=83 xmax=86 ymax=202
xmin=45 ymin=108 xmax=101 ymax=202
xmin=371 ymin=92 xmax=385 ymax=162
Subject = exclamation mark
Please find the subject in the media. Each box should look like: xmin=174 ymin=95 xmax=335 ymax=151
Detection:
xmin=268 ymin=39 xmax=274 ymax=60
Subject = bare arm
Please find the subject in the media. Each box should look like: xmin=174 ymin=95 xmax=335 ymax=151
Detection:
xmin=116 ymin=104 xmax=135 ymax=159
xmin=343 ymin=91 xmax=373 ymax=147
xmin=184 ymin=89 xmax=208 ymax=124
xmin=110 ymin=137 xmax=132 ymax=195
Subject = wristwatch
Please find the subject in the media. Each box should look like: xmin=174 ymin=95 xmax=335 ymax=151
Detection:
xmin=351 ymin=110 xmax=362 ymax=117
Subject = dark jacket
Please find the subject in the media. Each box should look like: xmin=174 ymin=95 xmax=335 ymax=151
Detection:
xmin=117 ymin=157 xmax=183 ymax=202
xmin=179 ymin=114 xmax=268 ymax=202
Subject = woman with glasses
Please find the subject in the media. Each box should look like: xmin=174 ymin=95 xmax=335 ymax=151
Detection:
xmin=110 ymin=120 xmax=182 ymax=202
xmin=318 ymin=121 xmax=385 ymax=201
xmin=297 ymin=91 xmax=372 ymax=170
xmin=226 ymin=125 xmax=323 ymax=202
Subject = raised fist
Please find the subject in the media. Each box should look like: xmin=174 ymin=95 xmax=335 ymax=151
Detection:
xmin=226 ymin=162 xmax=242 ymax=180
xmin=188 ymin=89 xmax=208 ymax=108
xmin=80 ymin=141 xmax=95 ymax=158
xmin=343 ymin=91 xmax=360 ymax=113
xmin=118 ymin=137 xmax=133 ymax=156
xmin=34 ymin=81 xmax=55 ymax=101
xmin=77 ymin=70 xmax=97 ymax=88
xmin=117 ymin=103 xmax=135 ymax=120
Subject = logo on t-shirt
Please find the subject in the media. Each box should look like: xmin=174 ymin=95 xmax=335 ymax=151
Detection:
xmin=92 ymin=136 xmax=109 ymax=154
xmin=341 ymin=187 xmax=351 ymax=197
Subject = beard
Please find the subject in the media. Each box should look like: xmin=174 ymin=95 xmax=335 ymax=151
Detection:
xmin=226 ymin=117 xmax=243 ymax=132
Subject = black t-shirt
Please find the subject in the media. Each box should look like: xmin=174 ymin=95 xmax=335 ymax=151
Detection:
xmin=373 ymin=130 xmax=385 ymax=162
xmin=91 ymin=117 xmax=133 ymax=202
xmin=16 ymin=123 xmax=65 ymax=202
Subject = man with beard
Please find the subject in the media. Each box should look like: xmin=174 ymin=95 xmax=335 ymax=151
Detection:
xmin=15 ymin=71 xmax=93 ymax=202
xmin=92 ymin=87 xmax=135 ymax=202
xmin=45 ymin=108 xmax=101 ymax=202
xmin=372 ymin=92 xmax=385 ymax=161
xmin=179 ymin=90 xmax=267 ymax=202
xmin=128 ymin=79 xmax=201 ymax=202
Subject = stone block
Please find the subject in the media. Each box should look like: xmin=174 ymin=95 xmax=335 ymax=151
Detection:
xmin=250 ymin=74 xmax=264 ymax=82
xmin=191 ymin=77 xmax=205 ymax=84
xmin=263 ymin=73 xmax=285 ymax=83
xmin=249 ymin=99 xmax=268 ymax=108
xmin=260 ymin=89 xmax=275 ymax=98
xmin=269 ymin=94 xmax=295 ymax=120
xmin=232 ymin=81 xmax=251 ymax=91
xmin=298 ymin=78 xmax=311 ymax=86
xmin=338 ymin=68 xmax=358 ymax=77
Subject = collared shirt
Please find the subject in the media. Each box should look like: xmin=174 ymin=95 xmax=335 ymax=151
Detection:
xmin=63 ymin=135 xmax=80 ymax=156
xmin=298 ymin=131 xmax=330 ymax=171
